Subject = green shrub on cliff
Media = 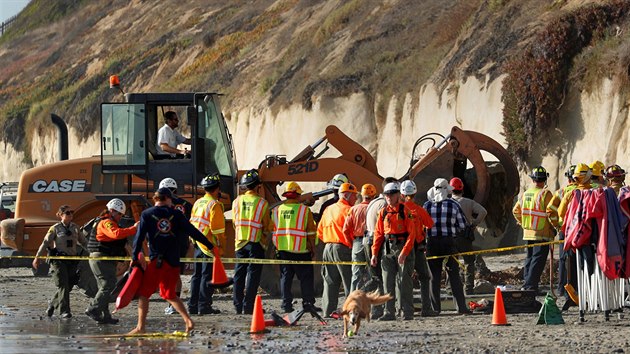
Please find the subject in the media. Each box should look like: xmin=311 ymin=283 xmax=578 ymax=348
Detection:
xmin=501 ymin=0 xmax=630 ymax=162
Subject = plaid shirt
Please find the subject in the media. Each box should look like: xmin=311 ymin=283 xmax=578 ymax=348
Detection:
xmin=423 ymin=199 xmax=466 ymax=238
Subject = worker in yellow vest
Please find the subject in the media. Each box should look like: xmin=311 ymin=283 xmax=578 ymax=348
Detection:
xmin=232 ymin=169 xmax=272 ymax=315
xmin=546 ymin=165 xmax=577 ymax=308
xmin=513 ymin=166 xmax=554 ymax=293
xmin=547 ymin=165 xmax=577 ymax=230
xmin=557 ymin=163 xmax=594 ymax=310
xmin=272 ymin=182 xmax=319 ymax=313
xmin=187 ymin=174 xmax=225 ymax=315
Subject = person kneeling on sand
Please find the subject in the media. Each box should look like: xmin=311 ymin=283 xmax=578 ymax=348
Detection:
xmin=127 ymin=187 xmax=214 ymax=335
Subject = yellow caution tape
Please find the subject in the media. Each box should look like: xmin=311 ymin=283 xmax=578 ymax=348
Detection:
xmin=0 ymin=240 xmax=564 ymax=266
xmin=2 ymin=254 xmax=364 ymax=266
xmin=82 ymin=331 xmax=189 ymax=339
xmin=425 ymin=239 xmax=563 ymax=260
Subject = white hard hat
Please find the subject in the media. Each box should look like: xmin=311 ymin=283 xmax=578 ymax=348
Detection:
xmin=433 ymin=178 xmax=454 ymax=192
xmin=383 ymin=182 xmax=401 ymax=195
xmin=400 ymin=180 xmax=417 ymax=195
xmin=328 ymin=173 xmax=350 ymax=188
xmin=106 ymin=198 xmax=126 ymax=214
xmin=159 ymin=178 xmax=177 ymax=190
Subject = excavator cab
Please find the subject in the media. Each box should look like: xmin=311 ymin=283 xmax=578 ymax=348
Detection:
xmin=100 ymin=92 xmax=237 ymax=201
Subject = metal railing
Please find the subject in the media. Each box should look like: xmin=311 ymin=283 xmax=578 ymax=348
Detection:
xmin=1 ymin=15 xmax=18 ymax=36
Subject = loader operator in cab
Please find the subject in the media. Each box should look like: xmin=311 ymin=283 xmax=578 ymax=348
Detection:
xmin=156 ymin=111 xmax=191 ymax=159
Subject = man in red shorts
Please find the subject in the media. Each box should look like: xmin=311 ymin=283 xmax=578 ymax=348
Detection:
xmin=127 ymin=187 xmax=214 ymax=335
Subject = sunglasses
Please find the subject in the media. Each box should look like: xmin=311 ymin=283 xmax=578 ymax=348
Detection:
xmin=63 ymin=211 xmax=74 ymax=216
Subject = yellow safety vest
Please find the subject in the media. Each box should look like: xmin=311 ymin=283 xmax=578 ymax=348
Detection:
xmin=521 ymin=187 xmax=551 ymax=231
xmin=272 ymin=203 xmax=310 ymax=253
xmin=190 ymin=195 xmax=224 ymax=256
xmin=547 ymin=184 xmax=577 ymax=228
xmin=233 ymin=193 xmax=268 ymax=244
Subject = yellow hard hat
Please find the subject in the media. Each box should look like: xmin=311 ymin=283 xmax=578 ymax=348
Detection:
xmin=573 ymin=163 xmax=591 ymax=178
xmin=361 ymin=184 xmax=377 ymax=198
xmin=589 ymin=160 xmax=605 ymax=177
xmin=283 ymin=181 xmax=303 ymax=195
xmin=339 ymin=182 xmax=358 ymax=194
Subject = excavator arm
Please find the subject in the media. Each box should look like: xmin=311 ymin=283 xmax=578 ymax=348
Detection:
xmin=256 ymin=125 xmax=382 ymax=204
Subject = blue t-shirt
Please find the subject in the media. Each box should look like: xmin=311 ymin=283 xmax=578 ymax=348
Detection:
xmin=132 ymin=205 xmax=212 ymax=267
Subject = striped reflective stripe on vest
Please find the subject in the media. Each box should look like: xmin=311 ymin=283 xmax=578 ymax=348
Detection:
xmin=234 ymin=194 xmax=267 ymax=243
xmin=521 ymin=188 xmax=549 ymax=231
xmin=190 ymin=196 xmax=219 ymax=254
xmin=272 ymin=203 xmax=309 ymax=252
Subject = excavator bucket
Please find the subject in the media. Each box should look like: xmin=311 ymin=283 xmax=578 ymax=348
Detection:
xmin=405 ymin=127 xmax=519 ymax=248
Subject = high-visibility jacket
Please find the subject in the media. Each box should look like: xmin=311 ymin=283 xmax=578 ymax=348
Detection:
xmin=190 ymin=193 xmax=225 ymax=257
xmin=558 ymin=181 xmax=595 ymax=224
xmin=232 ymin=190 xmax=271 ymax=250
xmin=513 ymin=186 xmax=554 ymax=241
xmin=88 ymin=213 xmax=137 ymax=256
xmin=546 ymin=183 xmax=577 ymax=229
xmin=317 ymin=199 xmax=353 ymax=248
xmin=371 ymin=203 xmax=416 ymax=258
xmin=403 ymin=200 xmax=434 ymax=243
xmin=342 ymin=201 xmax=370 ymax=243
xmin=272 ymin=201 xmax=316 ymax=253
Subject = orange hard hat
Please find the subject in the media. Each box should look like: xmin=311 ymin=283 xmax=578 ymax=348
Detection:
xmin=449 ymin=177 xmax=464 ymax=191
xmin=339 ymin=183 xmax=358 ymax=194
xmin=283 ymin=181 xmax=303 ymax=195
xmin=361 ymin=184 xmax=377 ymax=198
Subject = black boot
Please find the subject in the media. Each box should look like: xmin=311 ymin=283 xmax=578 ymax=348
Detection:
xmin=85 ymin=308 xmax=103 ymax=322
xmin=46 ymin=301 xmax=54 ymax=317
xmin=561 ymin=299 xmax=577 ymax=311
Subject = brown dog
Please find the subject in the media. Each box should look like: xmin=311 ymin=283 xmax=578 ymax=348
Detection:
xmin=340 ymin=290 xmax=393 ymax=337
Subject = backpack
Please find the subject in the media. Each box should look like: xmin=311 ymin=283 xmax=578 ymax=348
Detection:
xmin=81 ymin=216 xmax=103 ymax=241
xmin=381 ymin=203 xmax=406 ymax=223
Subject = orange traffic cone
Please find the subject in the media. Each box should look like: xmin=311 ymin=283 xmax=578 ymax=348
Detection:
xmin=250 ymin=295 xmax=267 ymax=334
xmin=209 ymin=248 xmax=233 ymax=289
xmin=491 ymin=287 xmax=510 ymax=326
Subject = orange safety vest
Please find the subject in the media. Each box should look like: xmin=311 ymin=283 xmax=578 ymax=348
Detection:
xmin=233 ymin=193 xmax=268 ymax=244
xmin=272 ymin=203 xmax=310 ymax=253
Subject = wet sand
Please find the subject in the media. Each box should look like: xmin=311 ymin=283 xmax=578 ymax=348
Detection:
xmin=1 ymin=254 xmax=630 ymax=353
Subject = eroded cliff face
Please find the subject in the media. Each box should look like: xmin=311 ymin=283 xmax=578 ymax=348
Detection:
xmin=1 ymin=75 xmax=627 ymax=193
xmin=231 ymin=75 xmax=507 ymax=179
xmin=534 ymin=78 xmax=630 ymax=193
xmin=0 ymin=128 xmax=100 ymax=182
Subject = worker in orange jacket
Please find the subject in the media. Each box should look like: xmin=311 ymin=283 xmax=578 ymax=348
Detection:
xmin=343 ymin=183 xmax=378 ymax=292
xmin=370 ymin=182 xmax=416 ymax=321
xmin=400 ymin=180 xmax=437 ymax=317
xmin=85 ymin=198 xmax=138 ymax=324
xmin=318 ymin=182 xmax=357 ymax=317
